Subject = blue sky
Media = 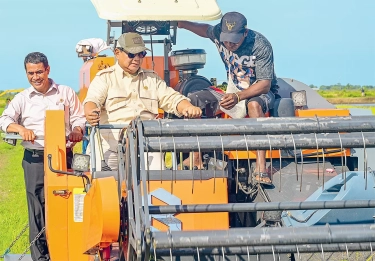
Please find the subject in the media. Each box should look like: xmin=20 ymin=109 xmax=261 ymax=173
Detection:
xmin=1 ymin=0 xmax=374 ymax=91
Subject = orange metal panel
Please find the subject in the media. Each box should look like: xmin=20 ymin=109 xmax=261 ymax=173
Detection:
xmin=226 ymin=148 xmax=350 ymax=160
xmin=296 ymin=109 xmax=350 ymax=117
xmin=82 ymin=177 xmax=120 ymax=253
xmin=89 ymin=57 xmax=116 ymax=82
xmin=145 ymin=178 xmax=229 ymax=231
xmin=79 ymin=57 xmax=116 ymax=102
xmin=44 ymin=110 xmax=90 ymax=261
xmin=226 ymin=150 xmax=280 ymax=159
xmin=142 ymin=56 xmax=179 ymax=88
xmin=301 ymin=148 xmax=351 ymax=158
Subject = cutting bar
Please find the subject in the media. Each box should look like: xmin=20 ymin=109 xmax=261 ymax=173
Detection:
xmin=140 ymin=116 xmax=375 ymax=137
xmin=145 ymin=132 xmax=375 ymax=152
xmin=152 ymin=224 xmax=375 ymax=248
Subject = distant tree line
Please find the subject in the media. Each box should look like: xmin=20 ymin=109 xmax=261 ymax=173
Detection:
xmin=309 ymin=83 xmax=375 ymax=90
xmin=217 ymin=83 xmax=375 ymax=92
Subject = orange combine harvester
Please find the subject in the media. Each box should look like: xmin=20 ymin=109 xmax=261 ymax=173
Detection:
xmin=4 ymin=1 xmax=375 ymax=261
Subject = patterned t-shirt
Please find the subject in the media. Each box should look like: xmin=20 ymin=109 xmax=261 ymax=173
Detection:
xmin=207 ymin=24 xmax=278 ymax=94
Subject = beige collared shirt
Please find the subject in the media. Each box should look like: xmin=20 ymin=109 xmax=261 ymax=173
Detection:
xmin=84 ymin=63 xmax=188 ymax=152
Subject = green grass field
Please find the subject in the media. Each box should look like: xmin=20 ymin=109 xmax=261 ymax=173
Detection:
xmin=0 ymin=137 xmax=29 ymax=255
xmin=0 ymin=103 xmax=29 ymax=255
xmin=318 ymin=89 xmax=375 ymax=98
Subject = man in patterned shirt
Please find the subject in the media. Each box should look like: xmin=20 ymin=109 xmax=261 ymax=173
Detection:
xmin=178 ymin=12 xmax=279 ymax=185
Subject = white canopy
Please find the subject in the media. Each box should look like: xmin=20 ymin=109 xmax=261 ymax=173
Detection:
xmin=75 ymin=38 xmax=111 ymax=56
xmin=90 ymin=0 xmax=222 ymax=21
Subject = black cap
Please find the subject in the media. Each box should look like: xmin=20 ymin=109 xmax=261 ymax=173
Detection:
xmin=220 ymin=12 xmax=247 ymax=43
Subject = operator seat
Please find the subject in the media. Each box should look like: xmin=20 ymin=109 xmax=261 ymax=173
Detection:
xmin=270 ymin=98 xmax=295 ymax=117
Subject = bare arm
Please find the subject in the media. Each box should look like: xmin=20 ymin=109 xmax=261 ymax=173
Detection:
xmin=238 ymin=79 xmax=271 ymax=101
xmin=220 ymin=80 xmax=271 ymax=110
xmin=6 ymin=123 xmax=36 ymax=141
xmin=178 ymin=21 xmax=210 ymax=38
xmin=0 ymin=95 xmax=35 ymax=141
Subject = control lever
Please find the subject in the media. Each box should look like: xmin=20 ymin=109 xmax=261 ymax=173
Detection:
xmin=47 ymin=154 xmax=91 ymax=191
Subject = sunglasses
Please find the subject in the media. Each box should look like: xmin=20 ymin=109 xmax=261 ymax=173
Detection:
xmin=118 ymin=47 xmax=147 ymax=58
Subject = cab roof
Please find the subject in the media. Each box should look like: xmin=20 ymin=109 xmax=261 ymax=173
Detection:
xmin=90 ymin=0 xmax=222 ymax=21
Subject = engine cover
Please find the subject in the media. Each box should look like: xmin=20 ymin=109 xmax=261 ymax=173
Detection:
xmin=175 ymin=75 xmax=211 ymax=96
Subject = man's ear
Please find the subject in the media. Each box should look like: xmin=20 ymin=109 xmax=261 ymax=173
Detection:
xmin=114 ymin=48 xmax=121 ymax=58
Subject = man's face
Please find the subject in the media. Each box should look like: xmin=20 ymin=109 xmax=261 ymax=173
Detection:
xmin=223 ymin=31 xmax=247 ymax=52
xmin=25 ymin=63 xmax=50 ymax=93
xmin=115 ymin=48 xmax=143 ymax=74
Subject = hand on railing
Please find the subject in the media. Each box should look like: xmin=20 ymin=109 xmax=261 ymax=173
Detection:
xmin=1 ymin=133 xmax=89 ymax=141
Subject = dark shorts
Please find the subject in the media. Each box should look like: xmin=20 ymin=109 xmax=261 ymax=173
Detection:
xmin=188 ymin=87 xmax=275 ymax=116
xmin=245 ymin=92 xmax=275 ymax=114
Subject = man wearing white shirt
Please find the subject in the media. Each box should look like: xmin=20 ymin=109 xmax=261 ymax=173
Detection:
xmin=0 ymin=52 xmax=86 ymax=261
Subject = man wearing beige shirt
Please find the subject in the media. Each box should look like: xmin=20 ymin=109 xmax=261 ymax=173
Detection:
xmin=84 ymin=32 xmax=202 ymax=170
xmin=0 ymin=52 xmax=86 ymax=261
